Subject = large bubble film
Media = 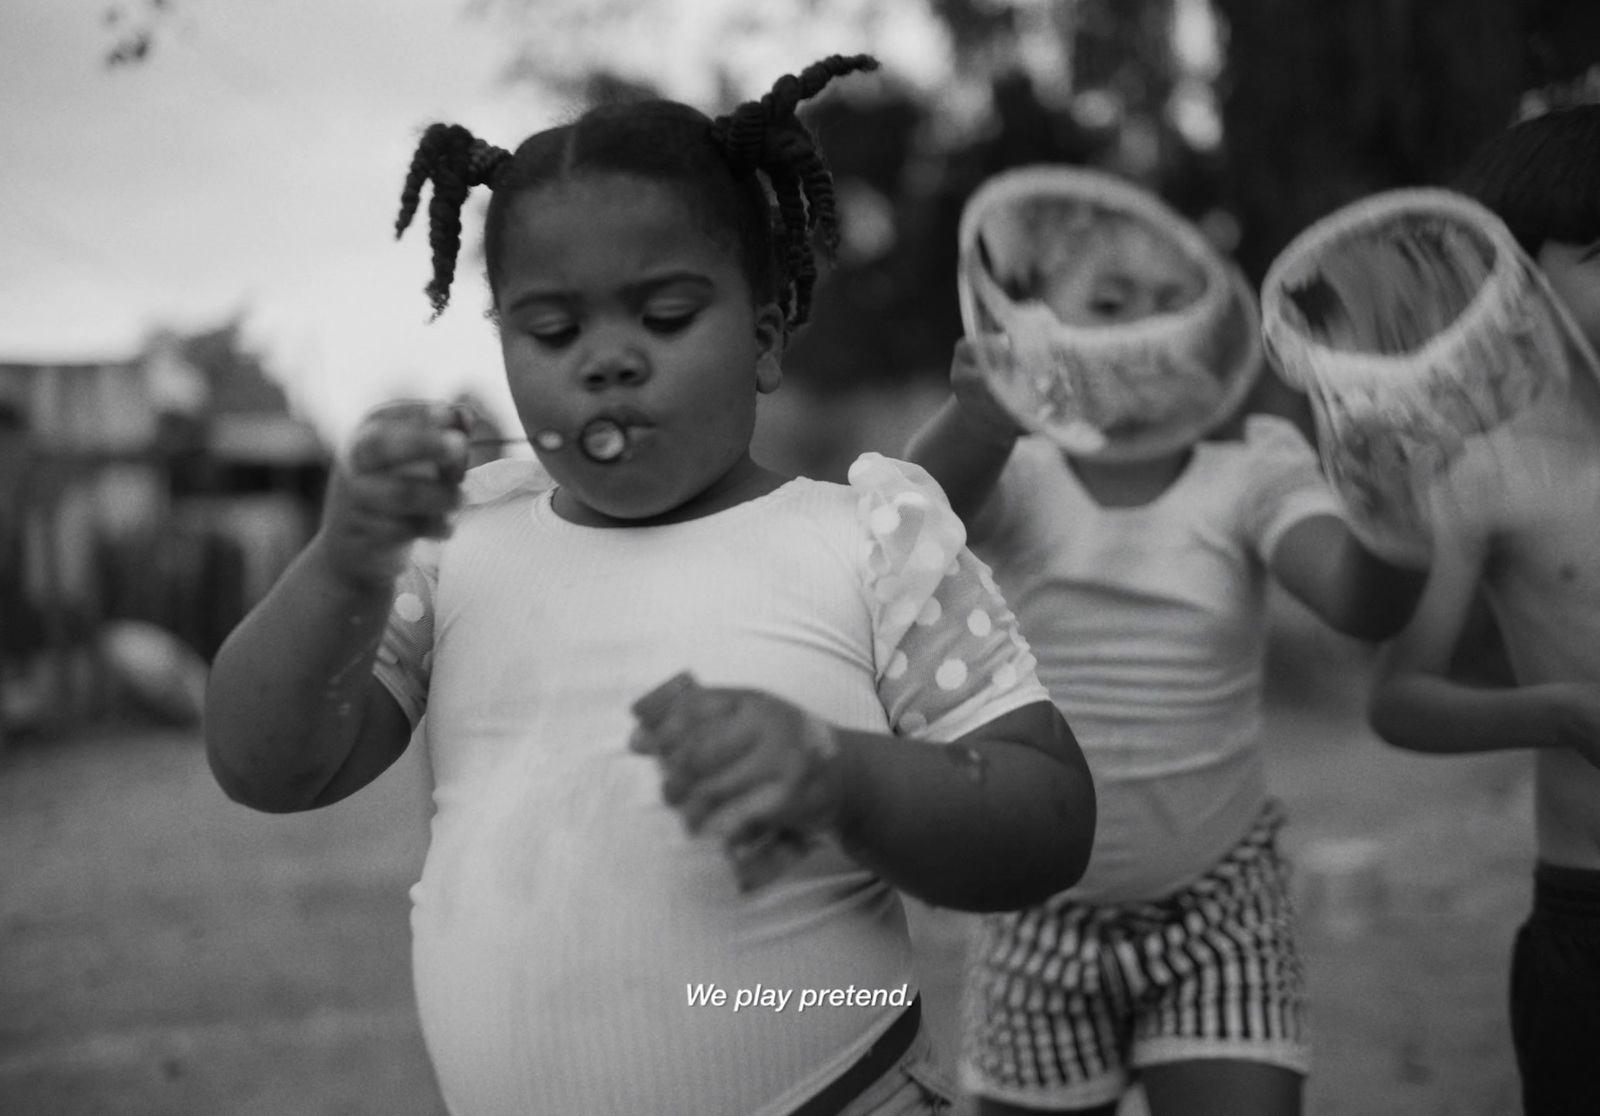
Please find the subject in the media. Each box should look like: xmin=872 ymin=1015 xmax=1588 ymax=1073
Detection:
xmin=975 ymin=196 xmax=1208 ymax=323
xmin=1276 ymin=215 xmax=1495 ymax=355
xmin=957 ymin=166 xmax=1261 ymax=462
xmin=1262 ymin=189 xmax=1600 ymax=566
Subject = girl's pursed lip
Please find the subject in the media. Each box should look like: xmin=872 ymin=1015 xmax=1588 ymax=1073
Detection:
xmin=483 ymin=412 xmax=659 ymax=451
xmin=587 ymin=405 xmax=656 ymax=429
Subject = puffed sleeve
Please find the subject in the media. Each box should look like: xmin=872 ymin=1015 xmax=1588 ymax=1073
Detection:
xmin=848 ymin=452 xmax=1054 ymax=742
xmin=371 ymin=456 xmax=555 ymax=730
xmin=1236 ymin=413 xmax=1343 ymax=562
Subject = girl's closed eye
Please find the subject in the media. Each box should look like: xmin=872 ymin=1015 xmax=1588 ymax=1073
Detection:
xmin=642 ymin=300 xmax=701 ymax=334
xmin=532 ymin=325 xmax=580 ymax=347
xmin=637 ymin=278 xmax=712 ymax=335
xmin=518 ymin=308 xmax=580 ymax=347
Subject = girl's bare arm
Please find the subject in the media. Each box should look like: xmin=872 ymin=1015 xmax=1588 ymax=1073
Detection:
xmin=636 ymin=687 xmax=1096 ymax=912
xmin=903 ymin=341 xmax=1023 ymax=541
xmin=828 ymin=701 xmax=1096 ymax=911
xmin=205 ymin=402 xmax=466 ymax=812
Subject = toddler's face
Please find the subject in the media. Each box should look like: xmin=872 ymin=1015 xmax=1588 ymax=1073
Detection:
xmin=492 ymin=173 xmax=782 ymax=523
xmin=1537 ymin=238 xmax=1600 ymax=360
xmin=1034 ymin=222 xmax=1204 ymax=328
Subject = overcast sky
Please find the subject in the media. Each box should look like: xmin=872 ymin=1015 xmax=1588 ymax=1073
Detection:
xmin=0 ymin=0 xmax=556 ymax=439
xmin=0 ymin=0 xmax=955 ymax=442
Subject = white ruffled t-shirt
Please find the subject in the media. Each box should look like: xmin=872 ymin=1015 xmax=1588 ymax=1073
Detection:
xmin=977 ymin=415 xmax=1342 ymax=902
xmin=372 ymin=452 xmax=1051 ymax=1116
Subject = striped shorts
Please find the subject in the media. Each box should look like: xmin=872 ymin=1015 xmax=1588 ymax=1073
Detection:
xmin=959 ymin=802 xmax=1309 ymax=1110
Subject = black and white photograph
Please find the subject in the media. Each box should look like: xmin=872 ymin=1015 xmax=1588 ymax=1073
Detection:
xmin=3 ymin=2 xmax=1599 ymax=1114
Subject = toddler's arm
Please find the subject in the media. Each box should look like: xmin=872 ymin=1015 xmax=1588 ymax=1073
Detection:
xmin=632 ymin=679 xmax=1095 ymax=912
xmin=205 ymin=401 xmax=468 ymax=812
xmin=1368 ymin=530 xmax=1600 ymax=768
xmin=903 ymin=339 xmax=1024 ymax=538
xmin=1269 ymin=512 xmax=1429 ymax=640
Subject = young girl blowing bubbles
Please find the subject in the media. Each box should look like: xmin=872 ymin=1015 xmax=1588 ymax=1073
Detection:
xmin=203 ymin=55 xmax=1096 ymax=1116
xmin=905 ymin=167 xmax=1427 ymax=1116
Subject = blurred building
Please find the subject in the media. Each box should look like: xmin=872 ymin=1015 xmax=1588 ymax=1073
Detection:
xmin=0 ymin=325 xmax=327 ymax=737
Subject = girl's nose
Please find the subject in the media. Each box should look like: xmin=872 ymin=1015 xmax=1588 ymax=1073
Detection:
xmin=579 ymin=345 xmax=650 ymax=391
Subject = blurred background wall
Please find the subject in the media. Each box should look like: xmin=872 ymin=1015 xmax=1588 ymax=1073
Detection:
xmin=1 ymin=326 xmax=326 ymax=737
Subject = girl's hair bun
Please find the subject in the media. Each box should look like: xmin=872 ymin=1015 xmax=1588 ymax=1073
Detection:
xmin=395 ymin=123 xmax=513 ymax=317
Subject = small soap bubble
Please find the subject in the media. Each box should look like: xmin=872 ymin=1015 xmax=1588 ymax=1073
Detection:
xmin=581 ymin=418 xmax=629 ymax=463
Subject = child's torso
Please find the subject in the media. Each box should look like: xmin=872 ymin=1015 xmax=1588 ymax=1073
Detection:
xmin=1535 ymin=749 xmax=1600 ymax=870
xmin=993 ymin=495 xmax=1272 ymax=904
xmin=986 ymin=438 xmax=1274 ymax=748
xmin=412 ymin=482 xmax=914 ymax=1116
xmin=981 ymin=430 xmax=1309 ymax=901
xmin=1464 ymin=425 xmax=1600 ymax=869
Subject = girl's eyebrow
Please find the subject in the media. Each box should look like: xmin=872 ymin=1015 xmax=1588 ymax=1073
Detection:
xmin=505 ymin=272 xmax=714 ymax=314
xmin=625 ymin=272 xmax=715 ymax=303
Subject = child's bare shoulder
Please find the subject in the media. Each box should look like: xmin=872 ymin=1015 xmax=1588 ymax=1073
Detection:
xmin=1444 ymin=420 xmax=1599 ymax=541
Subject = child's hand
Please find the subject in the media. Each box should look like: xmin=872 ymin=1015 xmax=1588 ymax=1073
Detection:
xmin=1552 ymin=682 xmax=1600 ymax=771
xmin=631 ymin=673 xmax=842 ymax=889
xmin=950 ymin=337 xmax=1027 ymax=445
xmin=316 ymin=400 xmax=470 ymax=588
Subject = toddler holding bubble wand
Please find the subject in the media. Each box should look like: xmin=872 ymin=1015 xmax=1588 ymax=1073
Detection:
xmin=906 ymin=166 xmax=1427 ymax=1116
xmin=203 ymin=56 xmax=1095 ymax=1116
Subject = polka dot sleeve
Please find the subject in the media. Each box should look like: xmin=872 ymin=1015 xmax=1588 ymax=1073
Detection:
xmin=848 ymin=453 xmax=1053 ymax=743
xmin=372 ymin=539 xmax=441 ymax=731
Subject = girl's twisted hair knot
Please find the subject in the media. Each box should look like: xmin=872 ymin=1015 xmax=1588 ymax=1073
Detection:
xmin=395 ymin=123 xmax=512 ymax=317
xmin=710 ymin=54 xmax=878 ymax=333
xmin=713 ymin=101 xmax=771 ymax=175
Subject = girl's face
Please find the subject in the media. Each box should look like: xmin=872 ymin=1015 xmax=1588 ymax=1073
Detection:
xmin=1038 ymin=224 xmax=1203 ymax=327
xmin=493 ymin=174 xmax=784 ymax=525
xmin=1537 ymin=238 xmax=1600 ymax=359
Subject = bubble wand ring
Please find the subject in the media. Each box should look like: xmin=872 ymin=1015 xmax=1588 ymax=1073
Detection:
xmin=1259 ymin=187 xmax=1600 ymax=566
xmin=1262 ymin=189 xmax=1573 ymax=427
xmin=956 ymin=165 xmax=1263 ymax=463
xmin=532 ymin=417 xmax=632 ymax=463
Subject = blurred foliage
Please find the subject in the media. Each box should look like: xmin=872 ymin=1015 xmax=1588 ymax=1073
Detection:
xmin=785 ymin=73 xmax=1105 ymax=391
xmin=102 ymin=0 xmax=171 ymax=67
xmin=101 ymin=0 xmax=1600 ymax=395
xmin=793 ymin=0 xmax=1600 ymax=392
xmin=1213 ymin=0 xmax=1521 ymax=282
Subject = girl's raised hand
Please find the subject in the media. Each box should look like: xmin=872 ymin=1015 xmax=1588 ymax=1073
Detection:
xmin=631 ymin=673 xmax=842 ymax=889
xmin=950 ymin=337 xmax=1027 ymax=445
xmin=316 ymin=400 xmax=470 ymax=589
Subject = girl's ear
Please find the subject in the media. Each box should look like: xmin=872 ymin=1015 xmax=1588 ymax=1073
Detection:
xmin=753 ymin=303 xmax=785 ymax=394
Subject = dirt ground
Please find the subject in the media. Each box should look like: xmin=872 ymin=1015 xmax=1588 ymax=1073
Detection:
xmin=0 ymin=596 xmax=1533 ymax=1116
